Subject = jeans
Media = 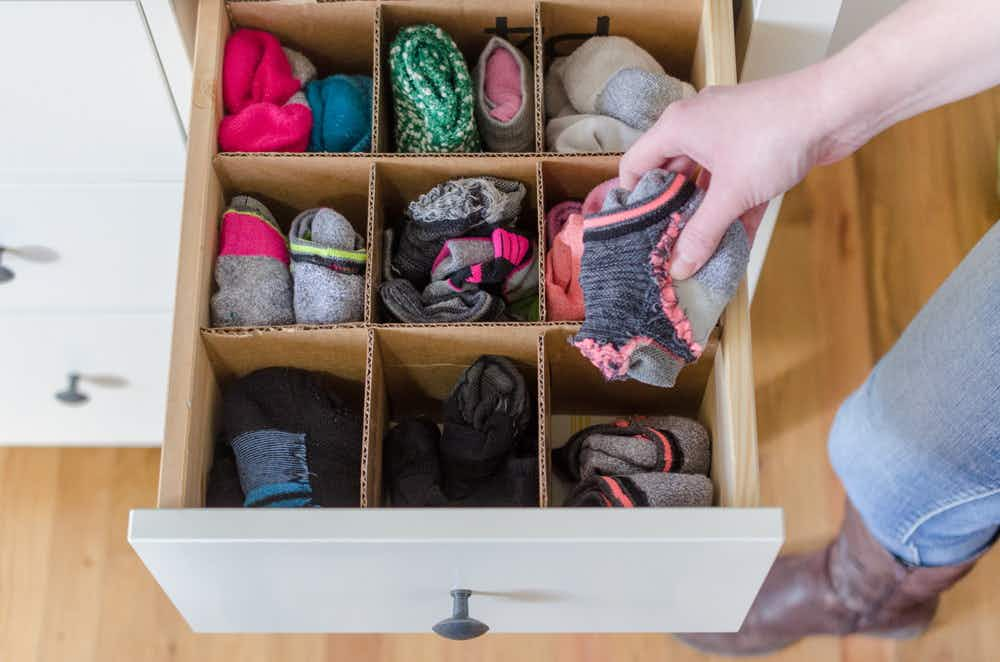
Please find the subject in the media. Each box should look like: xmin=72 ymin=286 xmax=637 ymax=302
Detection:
xmin=828 ymin=220 xmax=1000 ymax=567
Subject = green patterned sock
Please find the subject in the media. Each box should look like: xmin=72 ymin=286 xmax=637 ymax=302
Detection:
xmin=389 ymin=24 xmax=482 ymax=153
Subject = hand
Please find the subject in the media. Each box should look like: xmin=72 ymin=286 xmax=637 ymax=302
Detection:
xmin=620 ymin=66 xmax=848 ymax=280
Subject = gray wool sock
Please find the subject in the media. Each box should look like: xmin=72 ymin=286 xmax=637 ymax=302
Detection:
xmin=429 ymin=229 xmax=538 ymax=304
xmin=211 ymin=195 xmax=295 ymax=327
xmin=595 ymin=68 xmax=695 ymax=131
xmin=571 ymin=169 xmax=749 ymax=387
xmin=630 ymin=415 xmax=711 ymax=476
xmin=379 ymin=278 xmax=505 ymax=323
xmin=392 ymin=176 xmax=527 ymax=284
xmin=289 ymin=208 xmax=366 ymax=324
xmin=566 ymin=473 xmax=713 ymax=507
xmin=475 ymin=36 xmax=535 ymax=153
xmin=283 ymin=47 xmax=317 ymax=87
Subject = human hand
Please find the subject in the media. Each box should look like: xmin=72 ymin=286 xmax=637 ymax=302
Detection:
xmin=619 ymin=66 xmax=849 ymax=279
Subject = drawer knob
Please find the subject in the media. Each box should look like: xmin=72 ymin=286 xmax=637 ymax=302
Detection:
xmin=432 ymin=589 xmax=489 ymax=641
xmin=55 ymin=372 xmax=89 ymax=405
xmin=0 ymin=244 xmax=60 ymax=284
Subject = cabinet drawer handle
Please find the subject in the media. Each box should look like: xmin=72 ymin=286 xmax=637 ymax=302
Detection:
xmin=0 ymin=245 xmax=60 ymax=284
xmin=55 ymin=372 xmax=88 ymax=404
xmin=432 ymin=589 xmax=489 ymax=641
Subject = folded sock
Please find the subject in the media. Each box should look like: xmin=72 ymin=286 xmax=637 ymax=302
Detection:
xmin=392 ymin=176 xmax=526 ymax=284
xmin=222 ymin=367 xmax=363 ymax=507
xmin=211 ymin=195 xmax=295 ymax=327
xmin=305 ymin=75 xmax=373 ymax=153
xmin=440 ymin=355 xmax=531 ymax=500
xmin=218 ymin=94 xmax=313 ymax=153
xmin=451 ymin=455 xmax=538 ymax=507
xmin=565 ymin=473 xmax=713 ymax=507
xmin=431 ymin=228 xmax=536 ymax=303
xmin=571 ymin=169 xmax=749 ymax=387
xmin=384 ymin=416 xmax=448 ymax=507
xmin=379 ymin=278 xmax=505 ymax=323
xmin=289 ymin=208 xmax=366 ymax=324
xmin=390 ymin=24 xmax=482 ymax=153
xmin=475 ymin=36 xmax=534 ymax=152
xmin=559 ymin=36 xmax=665 ymax=115
xmin=205 ymin=443 xmax=244 ymax=507
xmin=553 ymin=416 xmax=711 ymax=482
xmin=544 ymin=57 xmax=575 ymax=119
xmin=545 ymin=211 xmax=585 ymax=321
xmin=546 ymin=200 xmax=582 ymax=247
xmin=545 ymin=113 xmax=643 ymax=153
xmin=596 ymin=68 xmax=695 ymax=131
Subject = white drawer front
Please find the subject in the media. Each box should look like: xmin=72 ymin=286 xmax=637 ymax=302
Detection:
xmin=0 ymin=182 xmax=182 ymax=314
xmin=129 ymin=508 xmax=782 ymax=633
xmin=0 ymin=315 xmax=171 ymax=445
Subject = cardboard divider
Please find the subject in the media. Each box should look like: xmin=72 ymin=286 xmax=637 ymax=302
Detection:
xmin=540 ymin=326 xmax=720 ymax=506
xmin=369 ymin=155 xmax=541 ymax=323
xmin=363 ymin=324 xmax=546 ymax=507
xmin=377 ymin=0 xmax=540 ymax=153
xmin=538 ymin=0 xmax=705 ymax=152
xmin=222 ymin=1 xmax=379 ymax=154
xmin=537 ymin=154 xmax=619 ymax=321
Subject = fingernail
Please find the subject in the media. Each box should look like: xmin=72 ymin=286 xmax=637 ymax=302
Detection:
xmin=670 ymin=255 xmax=696 ymax=280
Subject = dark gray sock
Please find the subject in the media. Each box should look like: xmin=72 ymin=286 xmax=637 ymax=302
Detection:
xmin=565 ymin=473 xmax=713 ymax=507
xmin=379 ymin=278 xmax=505 ymax=323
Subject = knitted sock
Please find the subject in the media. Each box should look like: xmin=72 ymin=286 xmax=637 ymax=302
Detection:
xmin=440 ymin=356 xmax=531 ymax=500
xmin=431 ymin=228 xmax=536 ymax=303
xmin=289 ymin=208 xmax=366 ymax=324
xmin=379 ymin=278 xmax=505 ymax=323
xmin=305 ymin=75 xmax=373 ymax=153
xmin=559 ymin=36 xmax=665 ymax=115
xmin=571 ymin=169 xmax=749 ymax=387
xmin=389 ymin=24 xmax=482 ymax=153
xmin=223 ymin=29 xmax=302 ymax=114
xmin=545 ymin=211 xmax=585 ymax=321
xmin=596 ymin=68 xmax=695 ymax=131
xmin=544 ymin=57 xmax=575 ymax=119
xmin=565 ymin=473 xmax=713 ymax=507
xmin=451 ymin=455 xmax=539 ymax=507
xmin=384 ymin=416 xmax=448 ymax=507
xmin=545 ymin=113 xmax=643 ymax=153
xmin=205 ymin=443 xmax=244 ymax=507
xmin=553 ymin=417 xmax=711 ymax=482
xmin=222 ymin=367 xmax=363 ymax=507
xmin=475 ymin=36 xmax=534 ymax=153
xmin=283 ymin=47 xmax=318 ymax=88
xmin=392 ymin=176 xmax=526 ymax=284
xmin=218 ymin=94 xmax=313 ymax=152
xmin=546 ymin=200 xmax=581 ymax=247
xmin=211 ymin=195 xmax=295 ymax=327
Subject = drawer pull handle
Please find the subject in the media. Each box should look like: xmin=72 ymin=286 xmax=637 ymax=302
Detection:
xmin=0 ymin=245 xmax=60 ymax=284
xmin=55 ymin=372 xmax=89 ymax=405
xmin=432 ymin=589 xmax=489 ymax=641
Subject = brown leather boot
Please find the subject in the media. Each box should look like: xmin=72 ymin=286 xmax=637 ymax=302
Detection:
xmin=677 ymin=502 xmax=978 ymax=656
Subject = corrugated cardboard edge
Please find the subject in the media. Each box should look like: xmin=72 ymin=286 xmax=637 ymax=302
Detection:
xmin=360 ymin=327 xmax=377 ymax=507
xmin=370 ymin=2 xmax=383 ymax=156
xmin=533 ymin=0 xmax=545 ymax=152
xmin=537 ymin=332 xmax=549 ymax=506
xmin=364 ymin=161 xmax=379 ymax=323
xmin=535 ymin=160 xmax=547 ymax=320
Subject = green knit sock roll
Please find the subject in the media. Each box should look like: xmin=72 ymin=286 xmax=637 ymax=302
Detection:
xmin=389 ymin=24 xmax=482 ymax=153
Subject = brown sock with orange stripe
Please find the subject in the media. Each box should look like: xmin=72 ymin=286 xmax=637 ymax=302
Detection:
xmin=566 ymin=473 xmax=713 ymax=507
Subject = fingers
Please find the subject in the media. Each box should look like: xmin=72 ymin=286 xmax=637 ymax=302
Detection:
xmin=670 ymin=186 xmax=742 ymax=280
xmin=619 ymin=119 xmax=683 ymax=189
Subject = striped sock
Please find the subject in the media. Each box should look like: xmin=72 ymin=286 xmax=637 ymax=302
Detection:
xmin=231 ymin=429 xmax=315 ymax=507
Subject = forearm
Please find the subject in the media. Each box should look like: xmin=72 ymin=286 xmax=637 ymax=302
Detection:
xmin=813 ymin=0 xmax=1000 ymax=162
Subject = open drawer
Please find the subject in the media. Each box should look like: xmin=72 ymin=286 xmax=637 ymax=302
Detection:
xmin=129 ymin=0 xmax=782 ymax=635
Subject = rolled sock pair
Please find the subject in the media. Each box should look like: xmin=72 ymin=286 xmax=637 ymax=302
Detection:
xmin=289 ymin=208 xmax=366 ymax=324
xmin=431 ymin=228 xmax=537 ymax=303
xmin=475 ymin=36 xmax=534 ymax=152
xmin=221 ymin=367 xmax=363 ymax=507
xmin=545 ymin=200 xmax=582 ymax=247
xmin=392 ymin=176 xmax=527 ymax=284
xmin=566 ymin=473 xmax=713 ymax=507
xmin=219 ymin=29 xmax=315 ymax=152
xmin=545 ymin=210 xmax=585 ymax=321
xmin=305 ymin=75 xmax=373 ymax=152
xmin=390 ymin=24 xmax=481 ymax=153
xmin=572 ymin=169 xmax=750 ymax=387
xmin=384 ymin=416 xmax=448 ymax=507
xmin=545 ymin=114 xmax=643 ymax=153
xmin=553 ymin=415 xmax=711 ymax=482
xmin=211 ymin=195 xmax=294 ymax=327
xmin=379 ymin=278 xmax=505 ymax=323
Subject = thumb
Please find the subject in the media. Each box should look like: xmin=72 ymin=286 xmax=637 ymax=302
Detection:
xmin=670 ymin=187 xmax=742 ymax=280
xmin=619 ymin=121 xmax=683 ymax=190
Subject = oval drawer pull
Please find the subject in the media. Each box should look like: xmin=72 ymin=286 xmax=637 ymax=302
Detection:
xmin=432 ymin=589 xmax=489 ymax=641
xmin=0 ymin=244 xmax=60 ymax=283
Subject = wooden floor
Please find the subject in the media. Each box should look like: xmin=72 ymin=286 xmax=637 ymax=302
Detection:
xmin=2 ymin=88 xmax=999 ymax=661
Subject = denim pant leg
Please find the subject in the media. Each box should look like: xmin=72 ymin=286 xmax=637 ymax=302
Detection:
xmin=828 ymin=220 xmax=1000 ymax=567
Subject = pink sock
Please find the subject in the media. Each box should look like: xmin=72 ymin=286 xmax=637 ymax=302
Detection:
xmin=218 ymin=97 xmax=312 ymax=152
xmin=546 ymin=200 xmax=582 ymax=247
xmin=223 ymin=29 xmax=301 ymax=113
xmin=485 ymin=48 xmax=522 ymax=122
xmin=545 ymin=212 xmax=585 ymax=321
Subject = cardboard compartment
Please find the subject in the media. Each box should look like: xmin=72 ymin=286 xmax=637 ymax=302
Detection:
xmin=370 ymin=156 xmax=543 ymax=322
xmin=211 ymin=154 xmax=375 ymax=325
xmin=538 ymin=0 xmax=710 ymax=152
xmin=220 ymin=0 xmax=379 ymax=154
xmin=537 ymin=154 xmax=619 ymax=322
xmin=364 ymin=324 xmax=545 ymax=506
xmin=378 ymin=0 xmax=541 ymax=153
xmin=182 ymin=326 xmax=371 ymax=507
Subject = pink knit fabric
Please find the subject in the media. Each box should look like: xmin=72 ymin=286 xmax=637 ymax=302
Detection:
xmin=223 ymin=29 xmax=301 ymax=114
xmin=582 ymin=177 xmax=620 ymax=216
xmin=218 ymin=210 xmax=290 ymax=265
xmin=218 ymin=100 xmax=312 ymax=152
xmin=484 ymin=47 xmax=522 ymax=122
xmin=545 ymin=212 xmax=585 ymax=321
xmin=546 ymin=200 xmax=582 ymax=248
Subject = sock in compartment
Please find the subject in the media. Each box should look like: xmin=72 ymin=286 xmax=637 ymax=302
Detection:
xmin=545 ymin=200 xmax=582 ymax=247
xmin=205 ymin=443 xmax=244 ymax=507
xmin=451 ymin=455 xmax=539 ymax=507
xmin=379 ymin=278 xmax=505 ymax=323
xmin=571 ymin=169 xmax=750 ymax=387
xmin=553 ymin=416 xmax=711 ymax=482
xmin=305 ymin=75 xmax=373 ymax=153
xmin=389 ymin=24 xmax=482 ymax=153
xmin=545 ymin=113 xmax=643 ymax=153
xmin=559 ymin=36 xmax=665 ymax=115
xmin=565 ymin=473 xmax=713 ymax=507
xmin=222 ymin=367 xmax=362 ymax=507
xmin=545 ymin=211 xmax=585 ymax=321
xmin=440 ymin=355 xmax=532 ymax=500
xmin=211 ymin=195 xmax=295 ymax=327
xmin=392 ymin=176 xmax=527 ymax=284
xmin=475 ymin=36 xmax=534 ymax=153
xmin=384 ymin=416 xmax=448 ymax=507
xmin=289 ymin=208 xmax=366 ymax=324
xmin=596 ymin=68 xmax=695 ymax=132
xmin=431 ymin=228 xmax=537 ymax=304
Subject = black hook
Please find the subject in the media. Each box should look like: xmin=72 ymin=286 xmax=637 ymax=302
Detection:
xmin=485 ymin=16 xmax=534 ymax=51
xmin=544 ymin=15 xmax=610 ymax=59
